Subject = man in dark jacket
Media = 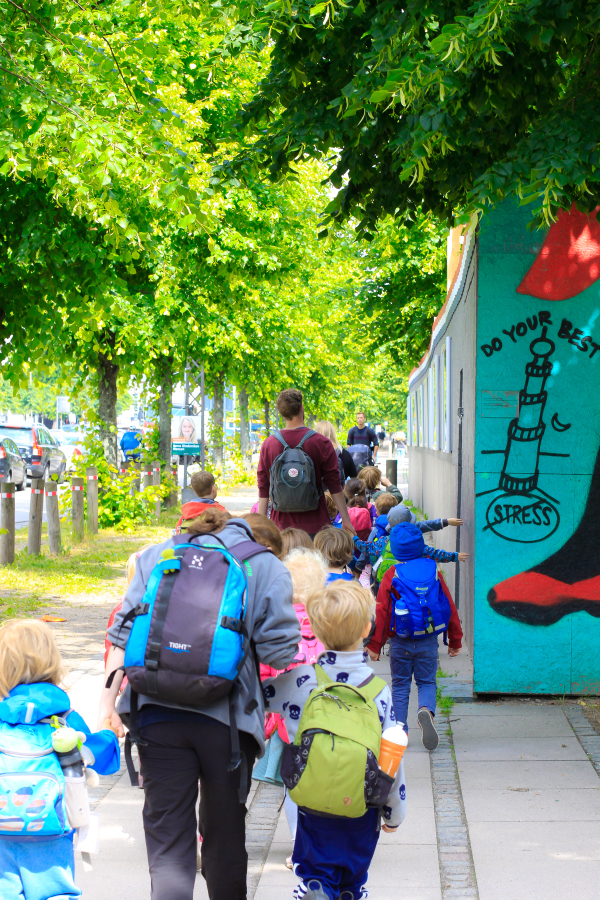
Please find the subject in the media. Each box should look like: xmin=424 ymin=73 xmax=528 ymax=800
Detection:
xmin=347 ymin=412 xmax=379 ymax=467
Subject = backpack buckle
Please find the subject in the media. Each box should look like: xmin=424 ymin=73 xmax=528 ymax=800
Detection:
xmin=221 ymin=616 xmax=248 ymax=637
xmin=136 ymin=603 xmax=150 ymax=616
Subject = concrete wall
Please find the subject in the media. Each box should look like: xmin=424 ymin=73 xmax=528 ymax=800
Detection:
xmin=408 ymin=221 xmax=478 ymax=651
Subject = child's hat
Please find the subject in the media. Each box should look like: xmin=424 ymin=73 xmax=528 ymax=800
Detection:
xmin=387 ymin=504 xmax=417 ymax=528
xmin=389 ymin=522 xmax=425 ymax=560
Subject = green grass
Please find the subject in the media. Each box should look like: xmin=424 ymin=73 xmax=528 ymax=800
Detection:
xmin=0 ymin=509 xmax=180 ymax=619
xmin=437 ymin=687 xmax=455 ymax=716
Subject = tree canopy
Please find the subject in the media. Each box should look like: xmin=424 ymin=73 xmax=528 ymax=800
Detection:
xmin=215 ymin=0 xmax=600 ymax=234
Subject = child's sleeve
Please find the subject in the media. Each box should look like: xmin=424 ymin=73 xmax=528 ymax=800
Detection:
xmin=423 ymin=545 xmax=458 ymax=563
xmin=262 ymin=666 xmax=316 ymax=742
xmin=66 ymin=710 xmax=121 ymax=775
xmin=375 ymin=685 xmax=406 ymax=828
xmin=353 ymin=535 xmax=388 ymax=557
xmin=385 ymin=484 xmax=403 ymax=502
xmin=417 ymin=518 xmax=445 ymax=533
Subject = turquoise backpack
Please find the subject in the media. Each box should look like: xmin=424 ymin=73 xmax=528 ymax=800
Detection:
xmin=0 ymin=718 xmax=69 ymax=837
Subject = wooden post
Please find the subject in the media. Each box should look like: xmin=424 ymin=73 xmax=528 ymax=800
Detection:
xmin=386 ymin=458 xmax=398 ymax=486
xmin=130 ymin=462 xmax=141 ymax=497
xmin=152 ymin=460 xmax=161 ymax=519
xmin=142 ymin=464 xmax=153 ymax=491
xmin=28 ymin=478 xmax=45 ymax=556
xmin=86 ymin=467 xmax=98 ymax=534
xmin=45 ymin=481 xmax=61 ymax=555
xmin=72 ymin=477 xmax=84 ymax=542
xmin=167 ymin=464 xmax=178 ymax=508
xmin=0 ymin=482 xmax=15 ymax=565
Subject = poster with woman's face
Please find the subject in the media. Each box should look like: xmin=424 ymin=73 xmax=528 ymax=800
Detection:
xmin=171 ymin=415 xmax=202 ymax=450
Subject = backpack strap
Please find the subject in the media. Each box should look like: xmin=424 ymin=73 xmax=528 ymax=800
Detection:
xmin=271 ymin=430 xmax=289 ymax=450
xmin=355 ymin=674 xmax=387 ymax=703
xmin=315 ymin=663 xmax=334 ymax=686
xmin=314 ymin=664 xmax=385 ymax=703
xmin=296 ymin=428 xmax=316 ymax=449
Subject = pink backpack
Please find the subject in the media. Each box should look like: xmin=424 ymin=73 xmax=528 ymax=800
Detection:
xmin=261 ymin=603 xmax=325 ymax=742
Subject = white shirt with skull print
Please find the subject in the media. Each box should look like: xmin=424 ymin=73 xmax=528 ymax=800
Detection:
xmin=261 ymin=649 xmax=406 ymax=828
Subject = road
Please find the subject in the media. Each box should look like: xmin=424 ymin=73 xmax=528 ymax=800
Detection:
xmin=13 ymin=486 xmax=47 ymax=530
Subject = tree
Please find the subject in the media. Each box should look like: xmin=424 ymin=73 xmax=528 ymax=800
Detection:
xmin=215 ymin=0 xmax=600 ymax=233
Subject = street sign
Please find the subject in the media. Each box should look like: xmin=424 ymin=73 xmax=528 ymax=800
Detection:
xmin=56 ymin=397 xmax=70 ymax=414
xmin=172 ymin=441 xmax=201 ymax=455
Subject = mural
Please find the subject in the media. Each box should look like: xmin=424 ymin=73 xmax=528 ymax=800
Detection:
xmin=475 ymin=202 xmax=600 ymax=693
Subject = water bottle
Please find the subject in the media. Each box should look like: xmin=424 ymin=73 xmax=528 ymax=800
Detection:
xmin=394 ymin=601 xmax=413 ymax=639
xmin=52 ymin=726 xmax=90 ymax=829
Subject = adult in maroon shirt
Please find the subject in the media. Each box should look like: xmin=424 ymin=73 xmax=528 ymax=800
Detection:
xmin=257 ymin=389 xmax=355 ymax=537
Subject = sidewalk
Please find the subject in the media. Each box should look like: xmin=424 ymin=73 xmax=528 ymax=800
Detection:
xmin=68 ymin=641 xmax=600 ymax=900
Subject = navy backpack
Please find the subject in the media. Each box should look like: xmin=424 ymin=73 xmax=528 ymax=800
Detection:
xmin=111 ymin=534 xmax=269 ymax=794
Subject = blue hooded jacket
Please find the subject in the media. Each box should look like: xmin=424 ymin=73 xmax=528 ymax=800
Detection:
xmin=389 ymin=522 xmax=425 ymax=561
xmin=0 ymin=683 xmax=120 ymax=775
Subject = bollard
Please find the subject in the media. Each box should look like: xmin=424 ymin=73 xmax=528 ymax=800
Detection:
xmin=386 ymin=458 xmax=398 ymax=486
xmin=0 ymin=482 xmax=15 ymax=565
xmin=130 ymin=461 xmax=141 ymax=497
xmin=72 ymin=477 xmax=84 ymax=542
xmin=119 ymin=460 xmax=129 ymax=478
xmin=142 ymin=464 xmax=153 ymax=491
xmin=167 ymin=463 xmax=178 ymax=508
xmin=28 ymin=478 xmax=45 ymax=556
xmin=86 ymin=467 xmax=98 ymax=534
xmin=152 ymin=460 xmax=162 ymax=519
xmin=45 ymin=480 xmax=62 ymax=555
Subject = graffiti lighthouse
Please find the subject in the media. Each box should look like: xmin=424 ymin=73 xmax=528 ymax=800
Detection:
xmin=483 ymin=326 xmax=567 ymax=543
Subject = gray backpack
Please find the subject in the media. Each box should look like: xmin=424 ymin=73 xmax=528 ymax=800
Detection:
xmin=269 ymin=430 xmax=320 ymax=513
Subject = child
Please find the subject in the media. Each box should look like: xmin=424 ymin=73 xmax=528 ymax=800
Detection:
xmin=281 ymin=528 xmax=314 ymax=556
xmin=258 ymin=548 xmax=328 ymax=865
xmin=262 ymin=581 xmax=405 ymax=900
xmin=342 ymin=477 xmax=376 ymax=529
xmin=0 ymin=619 xmax=120 ymax=900
xmin=314 ymin=527 xmax=355 ymax=583
xmin=353 ymin=493 xmax=399 ymax=589
xmin=241 ymin=512 xmax=283 ymax=558
xmin=357 ymin=503 xmax=464 ymax=586
xmin=366 ymin=522 xmax=465 ymax=752
xmin=174 ymin=470 xmax=227 ymax=534
xmin=359 ymin=466 xmax=404 ymax=504
xmin=104 ymin=544 xmax=153 ymax=667
xmin=323 ymin=492 xmax=337 ymax=524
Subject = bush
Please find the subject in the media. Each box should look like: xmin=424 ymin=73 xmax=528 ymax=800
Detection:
xmin=60 ymin=426 xmax=169 ymax=533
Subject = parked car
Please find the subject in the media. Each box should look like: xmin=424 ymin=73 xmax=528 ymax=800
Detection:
xmin=0 ymin=426 xmax=67 ymax=483
xmin=49 ymin=431 xmax=85 ymax=470
xmin=0 ymin=436 xmax=26 ymax=490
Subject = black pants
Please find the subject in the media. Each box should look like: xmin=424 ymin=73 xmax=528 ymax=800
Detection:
xmin=138 ymin=718 xmax=258 ymax=900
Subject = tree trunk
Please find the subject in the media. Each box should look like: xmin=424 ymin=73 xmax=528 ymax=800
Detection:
xmin=158 ymin=363 xmax=173 ymax=467
xmin=239 ymin=387 xmax=251 ymax=470
xmin=98 ymin=352 xmax=119 ymax=468
xmin=264 ymin=399 xmax=270 ymax=436
xmin=212 ymin=372 xmax=225 ymax=470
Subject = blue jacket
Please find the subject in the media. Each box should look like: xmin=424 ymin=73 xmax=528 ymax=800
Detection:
xmin=120 ymin=431 xmax=141 ymax=453
xmin=0 ymin=683 xmax=120 ymax=776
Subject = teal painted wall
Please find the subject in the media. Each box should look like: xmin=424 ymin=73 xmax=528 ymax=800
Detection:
xmin=474 ymin=201 xmax=600 ymax=693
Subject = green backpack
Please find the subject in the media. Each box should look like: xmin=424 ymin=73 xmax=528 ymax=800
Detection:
xmin=280 ymin=665 xmax=394 ymax=818
xmin=376 ymin=541 xmax=397 ymax=583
